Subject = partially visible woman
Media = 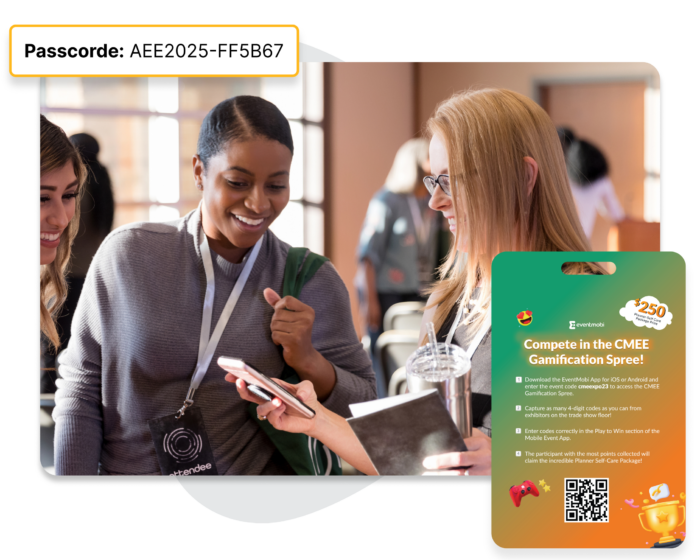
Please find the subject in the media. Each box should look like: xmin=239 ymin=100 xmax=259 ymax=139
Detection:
xmin=54 ymin=133 xmax=115 ymax=352
xmin=356 ymin=138 xmax=443 ymax=395
xmin=40 ymin=115 xmax=86 ymax=353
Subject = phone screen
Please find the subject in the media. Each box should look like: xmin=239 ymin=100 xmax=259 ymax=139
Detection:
xmin=247 ymin=384 xmax=273 ymax=402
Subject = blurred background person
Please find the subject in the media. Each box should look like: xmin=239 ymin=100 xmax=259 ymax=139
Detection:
xmin=355 ymin=138 xmax=446 ymax=396
xmin=41 ymin=133 xmax=115 ymax=393
xmin=561 ymin=129 xmax=626 ymax=240
xmin=556 ymin=125 xmax=575 ymax=158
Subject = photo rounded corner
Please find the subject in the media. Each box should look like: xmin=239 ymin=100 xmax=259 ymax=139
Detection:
xmin=645 ymin=60 xmax=666 ymax=85
xmin=34 ymin=462 xmax=60 ymax=486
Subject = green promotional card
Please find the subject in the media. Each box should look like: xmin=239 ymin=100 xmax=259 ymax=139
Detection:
xmin=491 ymin=252 xmax=685 ymax=548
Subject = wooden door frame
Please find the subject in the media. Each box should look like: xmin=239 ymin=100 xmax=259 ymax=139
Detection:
xmin=532 ymin=74 xmax=658 ymax=109
xmin=531 ymin=74 xmax=666 ymax=251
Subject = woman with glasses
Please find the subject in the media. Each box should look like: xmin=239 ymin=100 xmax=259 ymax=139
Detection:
xmin=225 ymin=88 xmax=602 ymax=476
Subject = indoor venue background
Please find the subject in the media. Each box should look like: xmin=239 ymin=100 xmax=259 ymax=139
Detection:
xmin=41 ymin=62 xmax=661 ymax=337
xmin=41 ymin=64 xmax=661 ymax=472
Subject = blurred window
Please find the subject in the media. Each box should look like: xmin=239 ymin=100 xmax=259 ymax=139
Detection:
xmin=644 ymin=86 xmax=660 ymax=223
xmin=40 ymin=65 xmax=325 ymax=254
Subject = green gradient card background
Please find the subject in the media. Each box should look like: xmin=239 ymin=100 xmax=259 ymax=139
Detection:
xmin=491 ymin=252 xmax=685 ymax=548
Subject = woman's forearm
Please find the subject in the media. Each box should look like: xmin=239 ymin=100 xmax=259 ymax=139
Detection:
xmin=308 ymin=406 xmax=378 ymax=476
xmin=295 ymin=351 xmax=336 ymax=401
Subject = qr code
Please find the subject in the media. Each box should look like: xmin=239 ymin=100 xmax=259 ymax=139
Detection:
xmin=565 ymin=478 xmax=609 ymax=522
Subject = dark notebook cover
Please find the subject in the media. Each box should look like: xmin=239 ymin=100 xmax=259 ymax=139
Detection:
xmin=347 ymin=390 xmax=468 ymax=475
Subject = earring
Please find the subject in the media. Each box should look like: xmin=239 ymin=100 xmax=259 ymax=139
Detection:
xmin=196 ymin=183 xmax=203 ymax=191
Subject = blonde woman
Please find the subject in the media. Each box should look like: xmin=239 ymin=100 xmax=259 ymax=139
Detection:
xmin=40 ymin=115 xmax=86 ymax=353
xmin=356 ymin=138 xmax=444 ymax=395
xmin=227 ymin=88 xmax=603 ymax=476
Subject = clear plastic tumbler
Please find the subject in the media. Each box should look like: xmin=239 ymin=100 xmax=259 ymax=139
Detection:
xmin=405 ymin=342 xmax=472 ymax=438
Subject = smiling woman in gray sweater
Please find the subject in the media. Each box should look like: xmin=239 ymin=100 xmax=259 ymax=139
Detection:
xmin=53 ymin=96 xmax=376 ymax=475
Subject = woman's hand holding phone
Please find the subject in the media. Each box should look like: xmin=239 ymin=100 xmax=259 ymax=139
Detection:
xmin=225 ymin=373 xmax=321 ymax=435
xmin=225 ymin=370 xmax=378 ymax=476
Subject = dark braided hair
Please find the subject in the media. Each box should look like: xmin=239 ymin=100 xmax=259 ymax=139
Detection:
xmin=197 ymin=96 xmax=293 ymax=169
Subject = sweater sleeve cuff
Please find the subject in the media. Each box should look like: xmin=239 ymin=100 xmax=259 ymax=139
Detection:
xmin=53 ymin=415 xmax=103 ymax=475
xmin=320 ymin=363 xmax=377 ymax=418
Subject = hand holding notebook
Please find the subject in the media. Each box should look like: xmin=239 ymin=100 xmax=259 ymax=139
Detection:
xmin=347 ymin=389 xmax=469 ymax=476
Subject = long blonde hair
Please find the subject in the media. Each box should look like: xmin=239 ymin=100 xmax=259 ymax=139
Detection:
xmin=40 ymin=115 xmax=86 ymax=350
xmin=385 ymin=138 xmax=429 ymax=194
xmin=426 ymin=89 xmax=603 ymax=340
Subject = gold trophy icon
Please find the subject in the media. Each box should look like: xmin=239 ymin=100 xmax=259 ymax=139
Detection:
xmin=638 ymin=483 xmax=685 ymax=548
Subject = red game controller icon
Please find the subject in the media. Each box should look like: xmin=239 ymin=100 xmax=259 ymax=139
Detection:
xmin=509 ymin=480 xmax=540 ymax=507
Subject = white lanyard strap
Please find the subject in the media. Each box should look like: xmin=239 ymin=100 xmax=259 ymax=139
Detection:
xmin=407 ymin=195 xmax=428 ymax=246
xmin=445 ymin=301 xmax=491 ymax=361
xmin=176 ymin=229 xmax=263 ymax=418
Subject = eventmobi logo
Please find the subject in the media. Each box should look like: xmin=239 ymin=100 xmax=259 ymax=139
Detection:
xmin=569 ymin=321 xmax=605 ymax=329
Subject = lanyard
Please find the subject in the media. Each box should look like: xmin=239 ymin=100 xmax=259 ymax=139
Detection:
xmin=407 ymin=195 xmax=429 ymax=246
xmin=175 ymin=228 xmax=263 ymax=418
xmin=445 ymin=300 xmax=491 ymax=361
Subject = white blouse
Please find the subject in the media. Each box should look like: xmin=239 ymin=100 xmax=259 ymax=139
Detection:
xmin=570 ymin=176 xmax=625 ymax=238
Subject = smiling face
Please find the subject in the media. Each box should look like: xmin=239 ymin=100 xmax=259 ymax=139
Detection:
xmin=517 ymin=310 xmax=533 ymax=326
xmin=195 ymin=138 xmax=292 ymax=263
xmin=40 ymin=161 xmax=79 ymax=265
xmin=428 ymin=134 xmax=467 ymax=250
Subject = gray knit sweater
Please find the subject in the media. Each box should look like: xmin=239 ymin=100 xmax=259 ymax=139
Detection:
xmin=53 ymin=209 xmax=377 ymax=475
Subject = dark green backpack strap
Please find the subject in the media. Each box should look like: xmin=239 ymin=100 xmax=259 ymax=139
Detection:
xmin=279 ymin=249 xmax=327 ymax=386
xmin=249 ymin=248 xmax=343 ymax=476
xmin=283 ymin=248 xmax=329 ymax=299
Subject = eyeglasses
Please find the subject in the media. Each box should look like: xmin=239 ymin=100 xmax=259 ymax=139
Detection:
xmin=423 ymin=174 xmax=451 ymax=197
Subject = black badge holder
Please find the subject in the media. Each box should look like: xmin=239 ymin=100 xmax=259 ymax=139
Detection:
xmin=148 ymin=406 xmax=219 ymax=476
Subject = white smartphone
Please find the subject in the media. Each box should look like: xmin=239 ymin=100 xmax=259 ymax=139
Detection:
xmin=217 ymin=357 xmax=316 ymax=419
